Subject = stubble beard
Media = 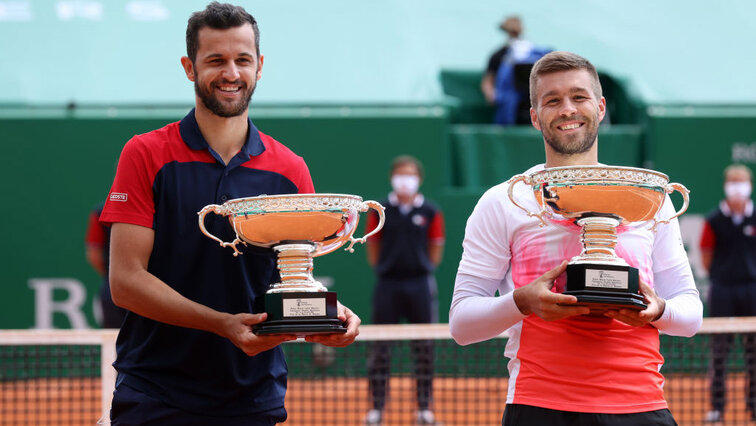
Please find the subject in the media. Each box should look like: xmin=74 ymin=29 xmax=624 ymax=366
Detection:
xmin=195 ymin=78 xmax=255 ymax=118
xmin=541 ymin=111 xmax=600 ymax=156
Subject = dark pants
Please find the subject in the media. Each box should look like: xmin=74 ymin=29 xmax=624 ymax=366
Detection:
xmin=708 ymin=283 xmax=756 ymax=413
xmin=110 ymin=384 xmax=287 ymax=425
xmin=367 ymin=275 xmax=436 ymax=410
xmin=367 ymin=339 xmax=434 ymax=410
xmin=502 ymin=404 xmax=678 ymax=426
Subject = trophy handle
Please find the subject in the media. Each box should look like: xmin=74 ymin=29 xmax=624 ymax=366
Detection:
xmin=651 ymin=182 xmax=691 ymax=232
xmin=507 ymin=174 xmax=548 ymax=227
xmin=344 ymin=200 xmax=386 ymax=253
xmin=198 ymin=204 xmax=244 ymax=256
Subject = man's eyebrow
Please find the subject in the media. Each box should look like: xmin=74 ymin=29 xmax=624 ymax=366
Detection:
xmin=541 ymin=87 xmax=591 ymax=98
xmin=202 ymin=52 xmax=255 ymax=60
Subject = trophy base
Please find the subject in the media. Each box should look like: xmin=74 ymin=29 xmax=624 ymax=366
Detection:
xmin=253 ymin=318 xmax=347 ymax=336
xmin=252 ymin=291 xmax=347 ymax=336
xmin=562 ymin=290 xmax=647 ymax=312
xmin=563 ymin=263 xmax=647 ymax=312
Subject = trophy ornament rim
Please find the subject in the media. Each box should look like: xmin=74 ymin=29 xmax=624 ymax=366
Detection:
xmin=198 ymin=193 xmax=385 ymax=257
xmin=217 ymin=193 xmax=366 ymax=216
xmin=506 ymin=165 xmax=689 ymax=230
xmin=528 ymin=165 xmax=670 ymax=187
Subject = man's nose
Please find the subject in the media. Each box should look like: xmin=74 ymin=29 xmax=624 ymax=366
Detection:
xmin=559 ymin=99 xmax=577 ymax=116
xmin=222 ymin=63 xmax=240 ymax=80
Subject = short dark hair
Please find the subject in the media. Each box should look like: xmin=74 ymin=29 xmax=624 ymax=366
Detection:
xmin=529 ymin=51 xmax=602 ymax=108
xmin=391 ymin=155 xmax=424 ymax=179
xmin=186 ymin=2 xmax=259 ymax=62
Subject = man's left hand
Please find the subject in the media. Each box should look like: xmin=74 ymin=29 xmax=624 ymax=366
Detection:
xmin=605 ymin=280 xmax=666 ymax=327
xmin=305 ymin=302 xmax=360 ymax=347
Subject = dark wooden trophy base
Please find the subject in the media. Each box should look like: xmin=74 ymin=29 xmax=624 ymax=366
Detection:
xmin=253 ymin=291 xmax=347 ymax=336
xmin=562 ymin=263 xmax=647 ymax=312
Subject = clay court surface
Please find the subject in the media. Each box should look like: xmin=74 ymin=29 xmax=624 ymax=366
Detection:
xmin=2 ymin=374 xmax=756 ymax=425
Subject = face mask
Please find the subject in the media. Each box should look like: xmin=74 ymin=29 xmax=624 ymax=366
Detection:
xmin=391 ymin=174 xmax=420 ymax=196
xmin=725 ymin=181 xmax=752 ymax=201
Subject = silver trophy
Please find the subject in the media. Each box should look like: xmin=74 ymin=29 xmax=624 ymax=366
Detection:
xmin=508 ymin=166 xmax=689 ymax=312
xmin=198 ymin=193 xmax=385 ymax=335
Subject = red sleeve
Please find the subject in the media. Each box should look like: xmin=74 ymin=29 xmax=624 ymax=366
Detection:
xmin=255 ymin=132 xmax=315 ymax=194
xmin=366 ymin=209 xmax=382 ymax=242
xmin=85 ymin=209 xmax=106 ymax=246
xmin=295 ymin=159 xmax=315 ymax=194
xmin=699 ymin=220 xmax=716 ymax=250
xmin=428 ymin=210 xmax=445 ymax=244
xmin=100 ymin=135 xmax=159 ymax=228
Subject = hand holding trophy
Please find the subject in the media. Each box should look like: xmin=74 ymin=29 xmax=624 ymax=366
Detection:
xmin=508 ymin=165 xmax=689 ymax=313
xmin=199 ymin=193 xmax=384 ymax=335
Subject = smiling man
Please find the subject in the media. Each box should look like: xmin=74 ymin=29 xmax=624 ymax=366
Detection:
xmin=100 ymin=3 xmax=360 ymax=425
xmin=450 ymin=51 xmax=702 ymax=425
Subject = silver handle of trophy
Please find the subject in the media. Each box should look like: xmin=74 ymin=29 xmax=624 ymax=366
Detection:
xmin=344 ymin=200 xmax=386 ymax=253
xmin=651 ymin=182 xmax=691 ymax=232
xmin=507 ymin=174 xmax=548 ymax=227
xmin=197 ymin=204 xmax=244 ymax=256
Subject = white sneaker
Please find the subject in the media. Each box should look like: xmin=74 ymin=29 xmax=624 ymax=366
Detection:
xmin=704 ymin=410 xmax=722 ymax=422
xmin=416 ymin=409 xmax=437 ymax=425
xmin=364 ymin=409 xmax=382 ymax=425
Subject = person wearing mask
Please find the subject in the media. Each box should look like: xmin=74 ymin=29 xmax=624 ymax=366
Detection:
xmin=363 ymin=155 xmax=445 ymax=426
xmin=700 ymin=164 xmax=756 ymax=423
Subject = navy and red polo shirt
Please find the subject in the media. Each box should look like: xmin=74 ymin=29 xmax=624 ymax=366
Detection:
xmin=100 ymin=109 xmax=313 ymax=416
xmin=366 ymin=193 xmax=445 ymax=280
xmin=701 ymin=201 xmax=756 ymax=287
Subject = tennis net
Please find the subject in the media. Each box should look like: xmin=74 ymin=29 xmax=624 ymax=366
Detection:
xmin=2 ymin=319 xmax=756 ymax=425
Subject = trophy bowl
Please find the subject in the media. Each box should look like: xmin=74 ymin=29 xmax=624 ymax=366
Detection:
xmin=508 ymin=166 xmax=690 ymax=312
xmin=198 ymin=193 xmax=385 ymax=335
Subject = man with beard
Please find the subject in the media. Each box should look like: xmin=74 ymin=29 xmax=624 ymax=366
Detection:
xmin=100 ymin=3 xmax=360 ymax=424
xmin=449 ymin=51 xmax=702 ymax=425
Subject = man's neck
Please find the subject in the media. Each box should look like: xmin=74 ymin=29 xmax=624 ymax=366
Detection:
xmin=194 ymin=105 xmax=249 ymax=165
xmin=396 ymin=193 xmax=417 ymax=206
xmin=544 ymin=149 xmax=599 ymax=168
xmin=726 ymin=198 xmax=748 ymax=215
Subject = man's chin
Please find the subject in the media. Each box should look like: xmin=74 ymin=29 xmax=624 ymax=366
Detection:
xmin=204 ymin=102 xmax=249 ymax=118
xmin=214 ymin=109 xmax=247 ymax=118
xmin=545 ymin=137 xmax=595 ymax=156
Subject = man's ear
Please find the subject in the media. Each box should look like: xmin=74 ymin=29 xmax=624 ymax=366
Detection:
xmin=597 ymin=97 xmax=607 ymax=123
xmin=530 ymin=107 xmax=542 ymax=131
xmin=180 ymin=56 xmax=195 ymax=82
xmin=256 ymin=55 xmax=264 ymax=81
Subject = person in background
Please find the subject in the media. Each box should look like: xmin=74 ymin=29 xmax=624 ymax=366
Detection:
xmin=451 ymin=51 xmax=702 ymax=425
xmin=85 ymin=201 xmax=126 ymax=328
xmin=481 ymin=15 xmax=524 ymax=105
xmin=364 ymin=155 xmax=445 ymax=426
xmin=700 ymin=164 xmax=756 ymax=423
xmin=100 ymin=3 xmax=360 ymax=424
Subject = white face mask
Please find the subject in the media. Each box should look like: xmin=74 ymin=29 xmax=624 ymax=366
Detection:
xmin=391 ymin=174 xmax=420 ymax=196
xmin=725 ymin=181 xmax=752 ymax=201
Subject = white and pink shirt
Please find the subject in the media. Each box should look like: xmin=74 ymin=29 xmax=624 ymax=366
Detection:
xmin=450 ymin=164 xmax=702 ymax=414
